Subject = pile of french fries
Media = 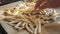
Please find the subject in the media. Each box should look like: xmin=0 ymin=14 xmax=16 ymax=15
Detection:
xmin=3 ymin=2 xmax=60 ymax=34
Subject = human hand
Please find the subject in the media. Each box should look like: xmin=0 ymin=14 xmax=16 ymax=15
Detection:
xmin=35 ymin=0 xmax=60 ymax=10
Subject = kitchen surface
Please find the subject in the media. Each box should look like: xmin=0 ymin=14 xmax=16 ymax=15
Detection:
xmin=0 ymin=0 xmax=60 ymax=34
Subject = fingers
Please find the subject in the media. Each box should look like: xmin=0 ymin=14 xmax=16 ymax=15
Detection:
xmin=35 ymin=0 xmax=48 ymax=10
xmin=35 ymin=0 xmax=60 ymax=9
xmin=35 ymin=0 xmax=42 ymax=9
